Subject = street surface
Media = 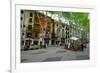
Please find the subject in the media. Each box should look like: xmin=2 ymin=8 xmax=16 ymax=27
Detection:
xmin=21 ymin=45 xmax=89 ymax=63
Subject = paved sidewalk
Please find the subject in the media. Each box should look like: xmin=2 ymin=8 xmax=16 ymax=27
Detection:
xmin=21 ymin=45 xmax=89 ymax=63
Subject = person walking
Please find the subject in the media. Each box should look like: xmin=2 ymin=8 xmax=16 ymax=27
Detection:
xmin=39 ymin=36 xmax=43 ymax=48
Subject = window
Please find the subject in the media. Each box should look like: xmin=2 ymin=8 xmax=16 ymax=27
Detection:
xmin=62 ymin=29 xmax=64 ymax=32
xmin=22 ymin=33 xmax=24 ymax=35
xmin=21 ymin=24 xmax=22 ymax=28
xmin=29 ymin=18 xmax=32 ymax=23
xmin=21 ymin=10 xmax=24 ymax=14
xmin=30 ymin=13 xmax=33 ymax=17
xmin=62 ymin=24 xmax=65 ymax=28
xmin=21 ymin=17 xmax=23 ymax=20
xmin=26 ymin=32 xmax=32 ymax=38
xmin=62 ymin=29 xmax=64 ymax=36
xmin=28 ymin=25 xmax=32 ymax=30
xmin=23 ymin=25 xmax=25 ymax=27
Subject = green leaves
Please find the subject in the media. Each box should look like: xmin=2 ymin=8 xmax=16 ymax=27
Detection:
xmin=46 ymin=11 xmax=89 ymax=32
xmin=63 ymin=12 xmax=89 ymax=32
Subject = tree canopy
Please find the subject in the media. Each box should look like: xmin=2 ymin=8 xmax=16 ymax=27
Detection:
xmin=46 ymin=11 xmax=90 ymax=32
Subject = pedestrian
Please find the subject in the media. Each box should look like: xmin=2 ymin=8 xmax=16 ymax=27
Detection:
xmin=39 ymin=36 xmax=43 ymax=48
xmin=81 ymin=43 xmax=84 ymax=51
xmin=68 ymin=42 xmax=71 ymax=49
xmin=57 ymin=37 xmax=60 ymax=46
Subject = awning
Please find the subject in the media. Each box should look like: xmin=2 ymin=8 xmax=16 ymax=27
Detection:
xmin=70 ymin=37 xmax=78 ymax=40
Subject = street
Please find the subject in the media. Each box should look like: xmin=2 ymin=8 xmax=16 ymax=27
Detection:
xmin=21 ymin=44 xmax=89 ymax=63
